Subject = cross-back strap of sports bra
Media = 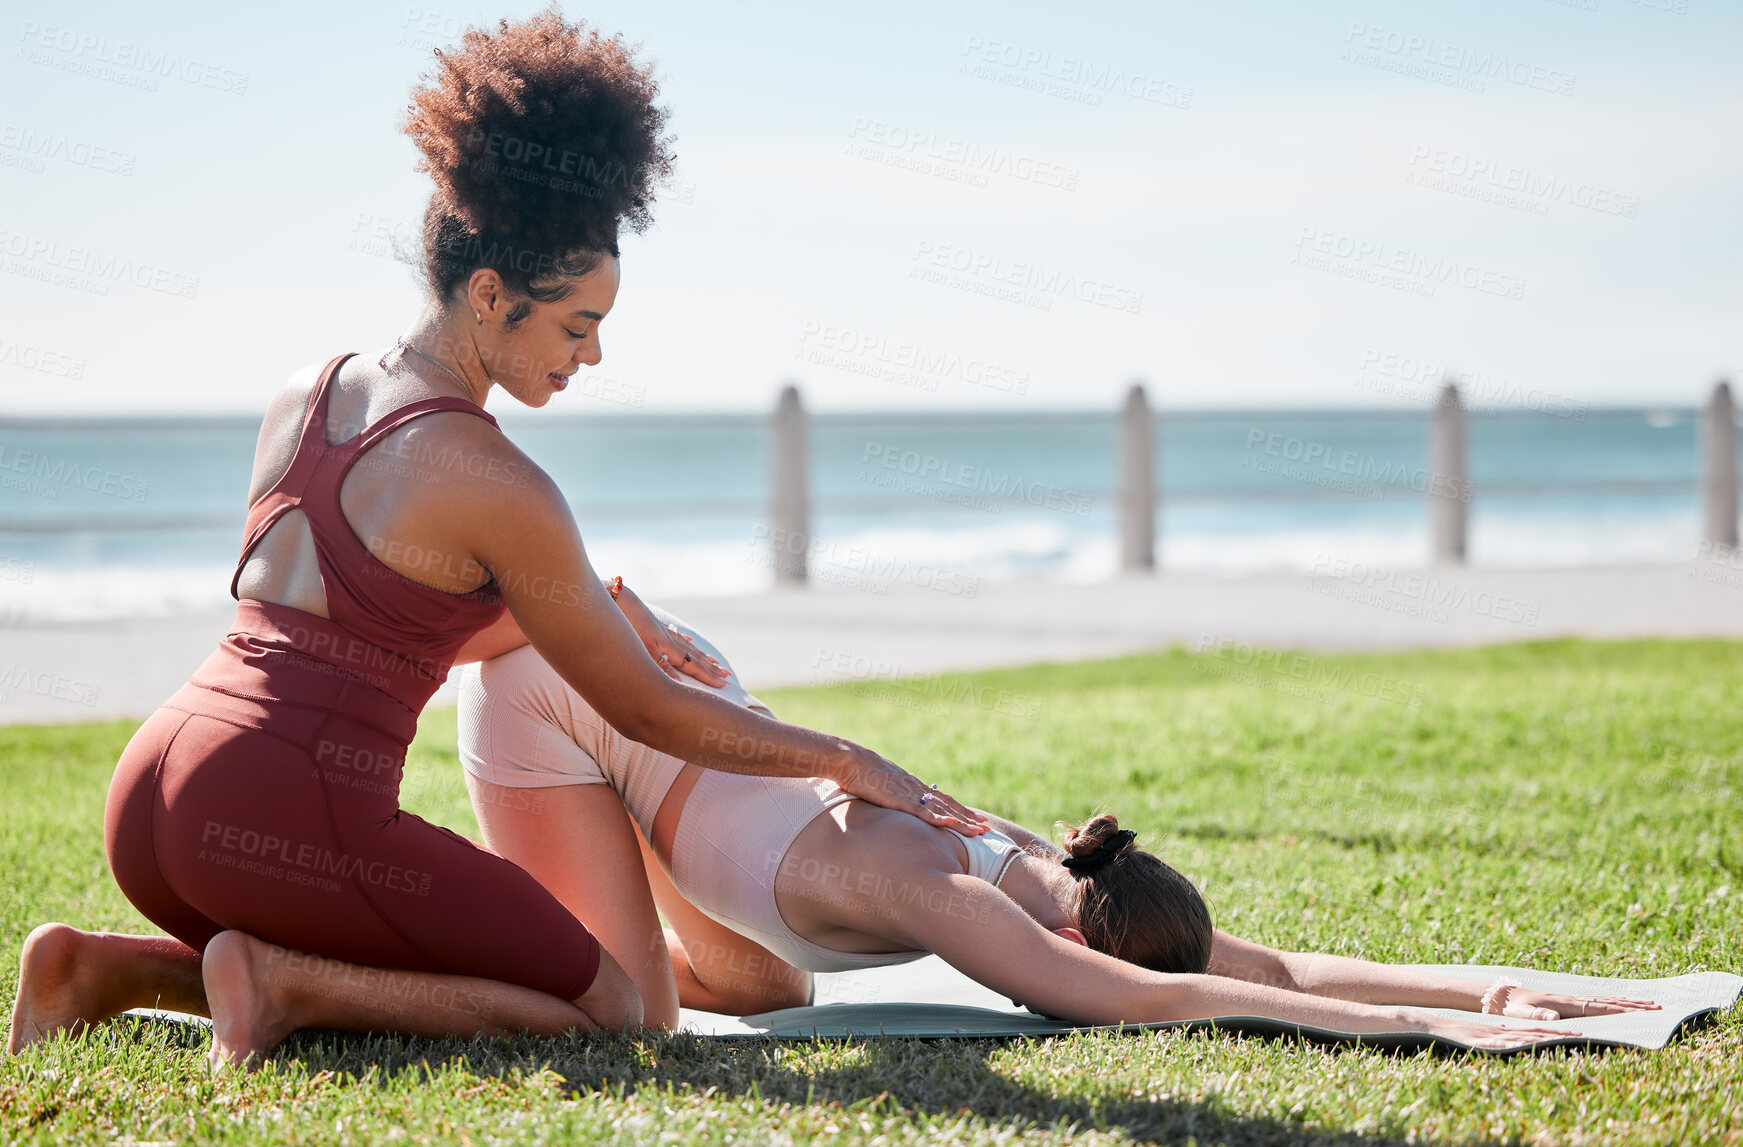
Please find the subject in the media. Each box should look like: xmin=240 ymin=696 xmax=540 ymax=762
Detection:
xmin=230 ymin=353 xmax=504 ymax=597
xmin=225 ymin=355 xmax=509 ymax=706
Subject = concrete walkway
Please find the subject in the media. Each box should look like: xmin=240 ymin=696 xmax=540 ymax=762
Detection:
xmin=2 ymin=560 xmax=1738 ymax=726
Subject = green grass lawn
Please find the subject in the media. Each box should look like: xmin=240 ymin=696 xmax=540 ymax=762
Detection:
xmin=2 ymin=638 xmax=1740 ymax=1145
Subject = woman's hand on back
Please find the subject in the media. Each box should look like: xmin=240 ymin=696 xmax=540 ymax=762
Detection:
xmin=832 ymin=744 xmax=987 ymax=836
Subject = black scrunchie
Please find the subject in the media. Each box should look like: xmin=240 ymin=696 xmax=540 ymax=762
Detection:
xmin=1061 ymin=829 xmax=1136 ymax=872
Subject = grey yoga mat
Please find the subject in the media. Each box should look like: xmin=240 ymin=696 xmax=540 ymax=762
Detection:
xmin=676 ymin=956 xmax=1742 ymax=1053
xmin=121 ymin=956 xmax=1737 ymax=1054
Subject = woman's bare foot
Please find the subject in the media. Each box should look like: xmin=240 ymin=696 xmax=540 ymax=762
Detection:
xmin=7 ymin=924 xmax=121 ymax=1054
xmin=8 ymin=925 xmax=208 ymax=1056
xmin=202 ymin=931 xmax=296 ymax=1071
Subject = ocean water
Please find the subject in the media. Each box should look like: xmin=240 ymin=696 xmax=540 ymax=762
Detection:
xmin=0 ymin=407 xmax=1711 ymax=622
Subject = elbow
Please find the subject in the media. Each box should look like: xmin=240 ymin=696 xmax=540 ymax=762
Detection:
xmin=587 ymin=672 xmax=739 ymax=764
xmin=1148 ymin=973 xmax=1213 ymax=1023
xmin=620 ymin=678 xmax=752 ymax=762
xmin=588 ymin=676 xmax=674 ymax=749
xmin=1272 ymin=952 xmax=1310 ymax=995
xmin=612 ymin=705 xmax=663 ymax=750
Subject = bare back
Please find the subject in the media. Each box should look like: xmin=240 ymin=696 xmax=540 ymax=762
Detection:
xmin=774 ymin=798 xmax=972 ymax=955
xmin=237 ymin=356 xmax=535 ymax=615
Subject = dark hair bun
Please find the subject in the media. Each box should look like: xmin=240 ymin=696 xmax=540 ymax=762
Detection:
xmin=1059 ymin=813 xmax=1213 ymax=974
xmin=1062 ymin=814 xmax=1136 ymax=862
xmin=402 ymin=6 xmax=674 ymax=298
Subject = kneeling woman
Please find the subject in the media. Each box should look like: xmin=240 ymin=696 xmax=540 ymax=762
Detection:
xmin=455 ymin=611 xmax=1657 ymax=1050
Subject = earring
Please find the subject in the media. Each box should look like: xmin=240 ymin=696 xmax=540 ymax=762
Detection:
xmin=475 ymin=310 xmax=482 ymax=324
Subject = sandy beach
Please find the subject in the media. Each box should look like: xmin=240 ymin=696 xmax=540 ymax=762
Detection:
xmin=2 ymin=560 xmax=1737 ymax=727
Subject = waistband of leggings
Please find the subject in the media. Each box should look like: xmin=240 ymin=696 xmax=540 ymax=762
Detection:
xmin=182 ymin=603 xmax=424 ymax=748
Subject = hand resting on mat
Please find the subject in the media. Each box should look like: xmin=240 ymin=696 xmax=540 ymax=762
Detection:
xmin=1206 ymin=930 xmax=1659 ymax=1028
xmin=1506 ymin=989 xmax=1661 ymax=1020
xmin=1384 ymin=1016 xmax=1572 ymax=1050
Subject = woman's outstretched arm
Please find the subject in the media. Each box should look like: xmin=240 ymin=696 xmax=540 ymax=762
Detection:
xmin=1208 ymin=930 xmax=1660 ymax=1020
xmin=871 ymin=869 xmax=1574 ymax=1050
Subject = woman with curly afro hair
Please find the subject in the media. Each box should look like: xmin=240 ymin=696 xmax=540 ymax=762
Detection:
xmin=8 ymin=8 xmax=986 ymax=1069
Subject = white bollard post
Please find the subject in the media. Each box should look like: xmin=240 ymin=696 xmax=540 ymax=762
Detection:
xmin=1702 ymin=379 xmax=1739 ymax=552
xmin=1430 ymin=382 xmax=1468 ymax=565
xmin=1119 ymin=382 xmax=1156 ymax=572
xmin=770 ymin=384 xmax=809 ymax=586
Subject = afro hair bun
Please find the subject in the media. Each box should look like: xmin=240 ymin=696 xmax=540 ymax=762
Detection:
xmin=402 ymin=5 xmax=674 ymax=299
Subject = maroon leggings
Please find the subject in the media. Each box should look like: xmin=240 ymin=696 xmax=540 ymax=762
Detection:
xmin=103 ymin=637 xmax=599 ymax=1001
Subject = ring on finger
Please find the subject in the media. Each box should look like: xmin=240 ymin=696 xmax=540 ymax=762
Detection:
xmin=658 ymin=653 xmax=671 ymax=667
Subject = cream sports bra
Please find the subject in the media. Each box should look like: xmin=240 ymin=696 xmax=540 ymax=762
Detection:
xmin=958 ymin=825 xmax=1024 ymax=885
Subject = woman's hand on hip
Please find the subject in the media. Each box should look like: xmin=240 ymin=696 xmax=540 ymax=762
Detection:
xmin=610 ymin=580 xmax=730 ymax=688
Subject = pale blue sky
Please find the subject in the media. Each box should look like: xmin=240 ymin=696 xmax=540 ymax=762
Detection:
xmin=1 ymin=0 xmax=1737 ymax=416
